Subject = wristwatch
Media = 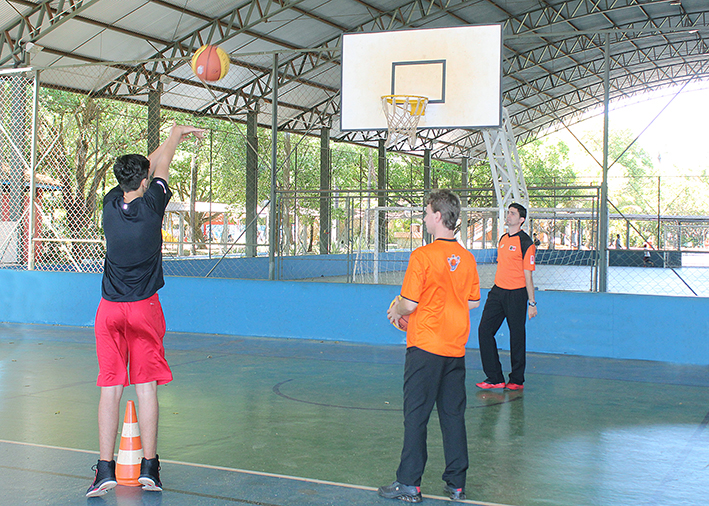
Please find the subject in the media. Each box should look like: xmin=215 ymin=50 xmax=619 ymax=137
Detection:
xmin=528 ymin=301 xmax=537 ymax=307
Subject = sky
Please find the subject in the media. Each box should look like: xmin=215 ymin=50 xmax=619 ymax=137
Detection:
xmin=543 ymin=83 xmax=709 ymax=178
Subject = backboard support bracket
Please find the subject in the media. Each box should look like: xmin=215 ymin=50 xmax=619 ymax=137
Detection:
xmin=483 ymin=107 xmax=530 ymax=236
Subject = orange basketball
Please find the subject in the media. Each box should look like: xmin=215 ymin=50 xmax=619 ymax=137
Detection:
xmin=398 ymin=313 xmax=410 ymax=332
xmin=191 ymin=44 xmax=230 ymax=82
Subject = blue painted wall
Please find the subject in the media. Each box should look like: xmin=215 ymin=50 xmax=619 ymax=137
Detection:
xmin=0 ymin=269 xmax=706 ymax=365
xmin=35 ymin=249 xmax=682 ymax=280
xmin=162 ymin=251 xmax=415 ymax=280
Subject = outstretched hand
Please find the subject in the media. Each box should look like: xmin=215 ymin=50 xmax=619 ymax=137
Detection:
xmin=149 ymin=123 xmax=207 ymax=182
xmin=171 ymin=122 xmax=206 ymax=143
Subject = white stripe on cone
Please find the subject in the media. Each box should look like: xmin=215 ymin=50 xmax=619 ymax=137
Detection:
xmin=121 ymin=422 xmax=140 ymax=438
xmin=117 ymin=448 xmax=144 ymax=465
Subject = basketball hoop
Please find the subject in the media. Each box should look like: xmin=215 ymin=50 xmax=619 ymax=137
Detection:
xmin=381 ymin=95 xmax=428 ymax=149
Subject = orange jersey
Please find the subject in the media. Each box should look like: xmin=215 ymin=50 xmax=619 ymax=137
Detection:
xmin=494 ymin=231 xmax=536 ymax=290
xmin=400 ymin=238 xmax=480 ymax=357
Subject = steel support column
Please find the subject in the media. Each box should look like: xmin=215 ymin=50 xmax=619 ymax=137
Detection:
xmin=245 ymin=109 xmax=258 ymax=258
xmin=269 ymin=53 xmax=278 ymax=280
xmin=377 ymin=139 xmax=387 ymax=252
xmin=147 ymin=82 xmax=162 ymax=155
xmin=460 ymin=157 xmax=469 ymax=248
xmin=319 ymin=127 xmax=331 ymax=254
xmin=598 ymin=34 xmax=611 ymax=292
xmin=423 ymin=149 xmax=431 ymax=244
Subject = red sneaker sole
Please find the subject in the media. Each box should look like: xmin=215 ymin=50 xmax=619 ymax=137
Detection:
xmin=475 ymin=382 xmax=505 ymax=389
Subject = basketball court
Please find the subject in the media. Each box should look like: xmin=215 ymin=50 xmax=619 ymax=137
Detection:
xmin=2 ymin=3 xmax=708 ymax=506
xmin=1 ymin=322 xmax=709 ymax=506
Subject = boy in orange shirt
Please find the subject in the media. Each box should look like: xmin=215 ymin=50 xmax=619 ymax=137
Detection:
xmin=379 ymin=190 xmax=480 ymax=503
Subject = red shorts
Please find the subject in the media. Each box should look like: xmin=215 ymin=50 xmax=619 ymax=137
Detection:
xmin=94 ymin=293 xmax=173 ymax=387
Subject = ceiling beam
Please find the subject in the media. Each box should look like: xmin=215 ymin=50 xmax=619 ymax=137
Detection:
xmin=92 ymin=0 xmax=310 ymax=97
xmin=0 ymin=0 xmax=103 ymax=66
xmin=190 ymin=0 xmax=494 ymax=124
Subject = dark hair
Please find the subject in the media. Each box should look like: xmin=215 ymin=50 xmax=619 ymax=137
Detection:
xmin=427 ymin=189 xmax=460 ymax=231
xmin=508 ymin=203 xmax=527 ymax=222
xmin=113 ymin=154 xmax=150 ymax=192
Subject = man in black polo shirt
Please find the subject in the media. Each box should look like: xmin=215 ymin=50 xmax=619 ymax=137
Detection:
xmin=87 ymin=123 xmax=204 ymax=497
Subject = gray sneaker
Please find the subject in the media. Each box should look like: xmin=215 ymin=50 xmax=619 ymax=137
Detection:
xmin=444 ymin=484 xmax=466 ymax=501
xmin=378 ymin=481 xmax=422 ymax=502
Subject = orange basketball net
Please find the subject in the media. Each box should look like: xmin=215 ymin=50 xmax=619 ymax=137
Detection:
xmin=381 ymin=95 xmax=428 ymax=149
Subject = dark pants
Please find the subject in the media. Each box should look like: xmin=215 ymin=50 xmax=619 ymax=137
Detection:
xmin=396 ymin=347 xmax=468 ymax=489
xmin=477 ymin=285 xmax=528 ymax=385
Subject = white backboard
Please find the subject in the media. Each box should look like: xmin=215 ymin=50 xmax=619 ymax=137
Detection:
xmin=340 ymin=25 xmax=502 ymax=131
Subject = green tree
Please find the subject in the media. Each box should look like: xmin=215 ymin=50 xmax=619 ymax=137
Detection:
xmin=517 ymin=137 xmax=580 ymax=247
xmin=519 ymin=138 xmax=577 ymax=188
xmin=38 ymin=90 xmax=147 ymax=262
xmin=582 ymin=129 xmax=659 ymax=247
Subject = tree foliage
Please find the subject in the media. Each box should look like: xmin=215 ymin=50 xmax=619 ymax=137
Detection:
xmin=519 ymin=138 xmax=576 ymax=187
xmin=38 ymin=90 xmax=148 ymax=262
xmin=32 ymin=85 xmax=704 ymax=256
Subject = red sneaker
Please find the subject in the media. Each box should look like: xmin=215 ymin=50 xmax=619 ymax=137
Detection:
xmin=475 ymin=381 xmax=505 ymax=389
xmin=505 ymin=382 xmax=524 ymax=390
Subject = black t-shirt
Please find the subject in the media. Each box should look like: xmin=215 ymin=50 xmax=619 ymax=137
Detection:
xmin=101 ymin=177 xmax=172 ymax=302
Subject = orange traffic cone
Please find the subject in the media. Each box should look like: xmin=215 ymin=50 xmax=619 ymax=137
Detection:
xmin=115 ymin=400 xmax=144 ymax=487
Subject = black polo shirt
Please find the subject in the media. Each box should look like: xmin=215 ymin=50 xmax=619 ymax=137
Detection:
xmin=101 ymin=177 xmax=172 ymax=302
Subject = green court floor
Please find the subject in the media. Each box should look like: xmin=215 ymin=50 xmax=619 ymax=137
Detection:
xmin=1 ymin=322 xmax=708 ymax=505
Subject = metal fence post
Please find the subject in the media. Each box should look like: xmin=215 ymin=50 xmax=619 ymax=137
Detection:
xmin=28 ymin=71 xmax=39 ymax=270
xmin=269 ymin=53 xmax=279 ymax=281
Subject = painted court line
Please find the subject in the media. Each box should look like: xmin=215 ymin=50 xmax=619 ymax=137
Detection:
xmin=0 ymin=439 xmax=514 ymax=506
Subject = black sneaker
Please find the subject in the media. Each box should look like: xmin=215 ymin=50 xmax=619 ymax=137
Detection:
xmin=138 ymin=455 xmax=163 ymax=491
xmin=378 ymin=481 xmax=422 ymax=502
xmin=85 ymin=459 xmax=117 ymax=497
xmin=444 ymin=484 xmax=466 ymax=501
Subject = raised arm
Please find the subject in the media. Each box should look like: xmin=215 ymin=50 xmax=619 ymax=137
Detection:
xmin=148 ymin=123 xmax=205 ymax=183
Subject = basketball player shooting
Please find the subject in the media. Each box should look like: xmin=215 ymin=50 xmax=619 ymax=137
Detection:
xmin=87 ymin=123 xmax=205 ymax=497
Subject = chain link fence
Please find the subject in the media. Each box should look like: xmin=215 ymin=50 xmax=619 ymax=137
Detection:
xmin=0 ymin=71 xmax=32 ymax=268
xmin=601 ymin=174 xmax=709 ymax=296
xmin=2 ymin=58 xmax=709 ymax=297
xmin=270 ymin=185 xmax=603 ymax=290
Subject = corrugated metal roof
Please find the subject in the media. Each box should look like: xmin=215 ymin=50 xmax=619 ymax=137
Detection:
xmin=0 ymin=0 xmax=706 ymax=160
